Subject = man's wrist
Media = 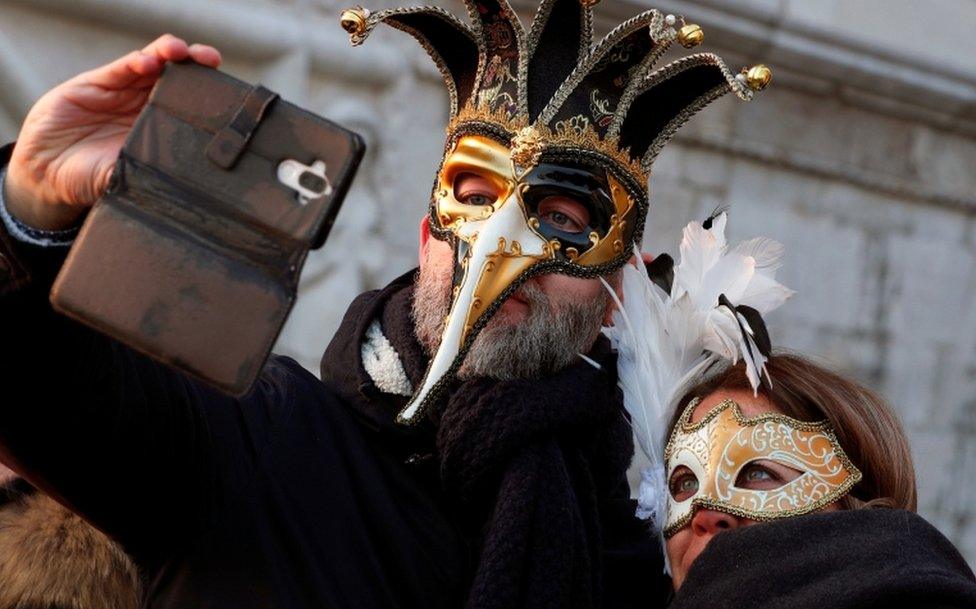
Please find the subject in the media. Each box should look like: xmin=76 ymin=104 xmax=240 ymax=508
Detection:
xmin=0 ymin=167 xmax=80 ymax=247
xmin=2 ymin=168 xmax=83 ymax=232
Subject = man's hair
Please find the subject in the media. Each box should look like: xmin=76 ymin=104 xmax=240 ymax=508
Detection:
xmin=671 ymin=352 xmax=917 ymax=512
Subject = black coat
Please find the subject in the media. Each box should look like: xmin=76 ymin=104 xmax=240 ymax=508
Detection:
xmin=670 ymin=509 xmax=976 ymax=609
xmin=0 ymin=145 xmax=661 ymax=609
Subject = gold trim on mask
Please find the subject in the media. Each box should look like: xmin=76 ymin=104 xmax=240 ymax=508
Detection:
xmin=435 ymin=136 xmax=555 ymax=347
xmin=447 ymin=101 xmax=651 ymax=188
xmin=458 ymin=237 xmax=558 ymax=346
xmin=574 ymin=175 xmax=634 ymax=265
xmin=662 ymin=397 xmax=862 ymax=538
xmin=436 ymin=135 xmax=638 ymax=269
xmin=436 ymin=135 xmax=516 ymax=231
xmin=404 ymin=133 xmax=641 ymax=424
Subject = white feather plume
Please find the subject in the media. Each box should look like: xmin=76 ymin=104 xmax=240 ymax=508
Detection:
xmin=599 ymin=212 xmax=794 ymax=548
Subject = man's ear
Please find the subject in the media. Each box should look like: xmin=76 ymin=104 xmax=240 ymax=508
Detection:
xmin=628 ymin=251 xmax=656 ymax=267
xmin=418 ymin=215 xmax=432 ymax=266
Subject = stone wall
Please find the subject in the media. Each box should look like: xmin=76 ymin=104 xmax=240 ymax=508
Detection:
xmin=1 ymin=0 xmax=974 ymax=565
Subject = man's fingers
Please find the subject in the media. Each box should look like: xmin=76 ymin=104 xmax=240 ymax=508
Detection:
xmin=141 ymin=33 xmax=190 ymax=62
xmin=143 ymin=35 xmax=221 ymax=67
xmin=76 ymin=35 xmax=221 ymax=92
xmin=83 ymin=50 xmax=163 ymax=89
xmin=79 ymin=33 xmax=184 ymax=90
xmin=188 ymin=44 xmax=222 ymax=68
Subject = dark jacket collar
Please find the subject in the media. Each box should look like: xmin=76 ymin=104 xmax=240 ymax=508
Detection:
xmin=318 ymin=268 xmax=434 ymax=449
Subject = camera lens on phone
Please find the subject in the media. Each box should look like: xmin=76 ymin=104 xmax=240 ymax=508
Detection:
xmin=299 ymin=171 xmax=327 ymax=194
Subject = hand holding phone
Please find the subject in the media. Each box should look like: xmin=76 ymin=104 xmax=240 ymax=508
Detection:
xmin=4 ymin=35 xmax=222 ymax=231
xmin=49 ymin=60 xmax=365 ymax=395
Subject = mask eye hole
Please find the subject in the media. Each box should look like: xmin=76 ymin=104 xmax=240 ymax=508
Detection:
xmin=537 ymin=196 xmax=589 ymax=234
xmin=733 ymin=460 xmax=802 ymax=490
xmin=668 ymin=465 xmax=699 ymax=501
xmin=454 ymin=172 xmax=500 ymax=207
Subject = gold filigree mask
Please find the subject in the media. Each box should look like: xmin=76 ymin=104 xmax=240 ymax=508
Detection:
xmin=662 ymin=397 xmax=862 ymax=537
xmin=397 ymin=134 xmax=636 ymax=423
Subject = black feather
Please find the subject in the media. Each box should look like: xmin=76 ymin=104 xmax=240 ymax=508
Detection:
xmin=718 ymin=294 xmax=774 ymax=361
xmin=734 ymin=304 xmax=772 ymax=357
xmin=645 ymin=253 xmax=674 ymax=294
xmin=702 ymin=206 xmax=729 ymax=230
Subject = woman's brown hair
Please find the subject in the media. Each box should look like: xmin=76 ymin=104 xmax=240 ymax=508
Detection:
xmin=670 ymin=352 xmax=917 ymax=512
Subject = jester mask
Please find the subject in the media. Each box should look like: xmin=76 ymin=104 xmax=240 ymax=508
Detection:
xmin=663 ymin=398 xmax=862 ymax=537
xmin=342 ymin=1 xmax=771 ymax=423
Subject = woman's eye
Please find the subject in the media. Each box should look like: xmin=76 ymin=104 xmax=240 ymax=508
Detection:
xmin=745 ymin=468 xmax=773 ymax=482
xmin=668 ymin=468 xmax=699 ymax=501
xmin=734 ymin=462 xmax=790 ymax=490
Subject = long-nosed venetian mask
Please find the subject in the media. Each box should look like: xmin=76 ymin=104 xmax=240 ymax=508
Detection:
xmin=662 ymin=397 xmax=862 ymax=537
xmin=396 ymin=134 xmax=637 ymax=423
xmin=342 ymin=1 xmax=770 ymax=423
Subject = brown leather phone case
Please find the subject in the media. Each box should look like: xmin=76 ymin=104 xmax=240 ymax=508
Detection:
xmin=50 ymin=61 xmax=365 ymax=395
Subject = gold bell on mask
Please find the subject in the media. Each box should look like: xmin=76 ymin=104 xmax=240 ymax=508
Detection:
xmin=340 ymin=6 xmax=370 ymax=37
xmin=677 ymin=23 xmax=704 ymax=48
xmin=744 ymin=64 xmax=772 ymax=91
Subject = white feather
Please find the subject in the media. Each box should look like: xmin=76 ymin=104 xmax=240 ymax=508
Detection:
xmin=733 ymin=236 xmax=785 ymax=273
xmin=594 ymin=212 xmax=793 ymax=568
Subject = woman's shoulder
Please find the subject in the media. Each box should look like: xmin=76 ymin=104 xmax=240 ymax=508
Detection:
xmin=671 ymin=509 xmax=976 ymax=609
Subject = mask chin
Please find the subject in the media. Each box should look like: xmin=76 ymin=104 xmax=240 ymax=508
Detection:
xmin=398 ymin=193 xmax=552 ymax=424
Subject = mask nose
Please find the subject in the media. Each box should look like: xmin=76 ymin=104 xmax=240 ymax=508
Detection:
xmin=398 ymin=193 xmax=551 ymax=423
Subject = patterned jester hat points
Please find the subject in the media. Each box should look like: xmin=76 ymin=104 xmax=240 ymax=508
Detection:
xmin=340 ymin=0 xmax=770 ymax=207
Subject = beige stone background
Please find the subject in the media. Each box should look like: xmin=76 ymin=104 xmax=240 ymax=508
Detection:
xmin=1 ymin=0 xmax=974 ymax=566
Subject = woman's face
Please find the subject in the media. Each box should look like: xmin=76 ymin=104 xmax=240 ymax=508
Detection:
xmin=664 ymin=388 xmax=839 ymax=590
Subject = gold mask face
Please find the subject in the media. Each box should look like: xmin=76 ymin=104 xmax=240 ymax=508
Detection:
xmin=397 ymin=134 xmax=636 ymax=423
xmin=662 ymin=397 xmax=862 ymax=537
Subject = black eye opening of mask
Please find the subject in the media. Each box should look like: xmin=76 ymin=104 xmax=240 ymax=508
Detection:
xmin=518 ymin=163 xmax=616 ymax=254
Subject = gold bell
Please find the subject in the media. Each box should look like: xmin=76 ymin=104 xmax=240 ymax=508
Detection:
xmin=744 ymin=64 xmax=772 ymax=91
xmin=340 ymin=6 xmax=370 ymax=37
xmin=677 ymin=23 xmax=704 ymax=48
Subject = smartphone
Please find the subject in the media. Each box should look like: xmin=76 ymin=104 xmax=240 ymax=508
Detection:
xmin=50 ymin=61 xmax=366 ymax=395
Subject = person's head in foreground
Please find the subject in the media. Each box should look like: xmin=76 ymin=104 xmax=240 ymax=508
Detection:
xmin=343 ymin=1 xmax=772 ymax=424
xmin=664 ymin=352 xmax=917 ymax=590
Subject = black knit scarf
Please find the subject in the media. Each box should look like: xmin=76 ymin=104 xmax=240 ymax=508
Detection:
xmin=373 ymin=283 xmax=635 ymax=609
xmin=433 ymin=343 xmax=632 ymax=609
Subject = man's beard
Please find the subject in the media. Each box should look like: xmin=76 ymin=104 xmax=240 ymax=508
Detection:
xmin=412 ymin=255 xmax=609 ymax=381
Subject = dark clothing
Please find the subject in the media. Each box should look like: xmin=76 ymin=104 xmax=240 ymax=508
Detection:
xmin=671 ymin=509 xmax=976 ymax=609
xmin=0 ymin=145 xmax=662 ymax=608
xmin=14 ymin=146 xmax=973 ymax=609
xmin=436 ymin=342 xmax=634 ymax=609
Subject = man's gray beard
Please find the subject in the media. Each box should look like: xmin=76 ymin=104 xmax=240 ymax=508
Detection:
xmin=412 ymin=261 xmax=609 ymax=381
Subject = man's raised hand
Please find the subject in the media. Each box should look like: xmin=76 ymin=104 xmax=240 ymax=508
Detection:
xmin=3 ymin=35 xmax=221 ymax=230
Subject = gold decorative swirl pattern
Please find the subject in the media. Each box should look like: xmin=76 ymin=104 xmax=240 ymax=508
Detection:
xmin=662 ymin=398 xmax=862 ymax=538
